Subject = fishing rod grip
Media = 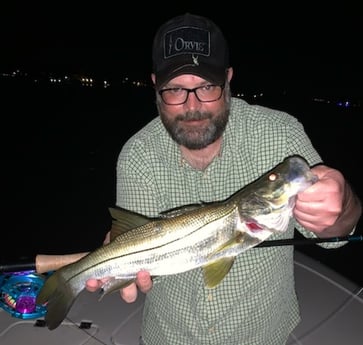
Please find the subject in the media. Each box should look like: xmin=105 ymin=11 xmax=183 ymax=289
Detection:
xmin=35 ymin=252 xmax=89 ymax=274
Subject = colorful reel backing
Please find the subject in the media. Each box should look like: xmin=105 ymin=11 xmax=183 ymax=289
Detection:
xmin=0 ymin=270 xmax=51 ymax=319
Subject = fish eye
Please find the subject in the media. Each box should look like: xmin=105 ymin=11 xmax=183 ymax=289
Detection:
xmin=268 ymin=173 xmax=278 ymax=181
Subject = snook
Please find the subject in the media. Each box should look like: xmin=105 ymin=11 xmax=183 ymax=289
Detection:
xmin=37 ymin=155 xmax=317 ymax=330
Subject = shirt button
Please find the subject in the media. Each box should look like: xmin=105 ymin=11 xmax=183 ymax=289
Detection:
xmin=209 ymin=327 xmax=215 ymax=333
xmin=207 ymin=293 xmax=213 ymax=301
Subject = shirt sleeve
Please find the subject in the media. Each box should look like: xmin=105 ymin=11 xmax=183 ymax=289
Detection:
xmin=115 ymin=137 xmax=163 ymax=217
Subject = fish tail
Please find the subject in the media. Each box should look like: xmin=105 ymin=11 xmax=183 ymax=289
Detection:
xmin=36 ymin=271 xmax=79 ymax=330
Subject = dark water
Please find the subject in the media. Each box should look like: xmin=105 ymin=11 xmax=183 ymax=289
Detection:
xmin=1 ymin=78 xmax=362 ymax=286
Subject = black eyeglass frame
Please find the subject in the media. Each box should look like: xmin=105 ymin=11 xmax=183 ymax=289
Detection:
xmin=158 ymin=84 xmax=225 ymax=105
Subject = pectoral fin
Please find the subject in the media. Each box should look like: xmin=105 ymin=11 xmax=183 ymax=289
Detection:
xmin=202 ymin=257 xmax=235 ymax=288
xmin=202 ymin=233 xmax=248 ymax=288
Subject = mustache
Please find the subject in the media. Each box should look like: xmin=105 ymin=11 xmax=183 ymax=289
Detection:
xmin=175 ymin=111 xmax=212 ymax=121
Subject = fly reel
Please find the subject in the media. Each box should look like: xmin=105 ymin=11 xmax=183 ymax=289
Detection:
xmin=0 ymin=270 xmax=50 ymax=319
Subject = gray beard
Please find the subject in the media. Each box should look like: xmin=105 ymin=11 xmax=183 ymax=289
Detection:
xmin=159 ymin=108 xmax=230 ymax=150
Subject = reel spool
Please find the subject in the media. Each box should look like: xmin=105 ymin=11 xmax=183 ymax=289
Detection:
xmin=0 ymin=270 xmax=51 ymax=319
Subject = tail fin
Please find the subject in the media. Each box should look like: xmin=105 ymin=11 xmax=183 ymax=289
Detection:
xmin=36 ymin=271 xmax=78 ymax=330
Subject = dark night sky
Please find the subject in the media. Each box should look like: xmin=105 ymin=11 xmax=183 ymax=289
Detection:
xmin=1 ymin=3 xmax=362 ymax=93
xmin=1 ymin=3 xmax=362 ymax=285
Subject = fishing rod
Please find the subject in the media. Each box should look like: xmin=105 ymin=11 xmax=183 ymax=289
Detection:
xmin=0 ymin=235 xmax=361 ymax=319
xmin=0 ymin=235 xmax=362 ymax=273
xmin=256 ymin=234 xmax=363 ymax=247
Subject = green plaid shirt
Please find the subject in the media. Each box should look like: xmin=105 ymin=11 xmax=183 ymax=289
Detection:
xmin=115 ymin=97 xmax=324 ymax=345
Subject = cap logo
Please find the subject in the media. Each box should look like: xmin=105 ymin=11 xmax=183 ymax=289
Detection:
xmin=164 ymin=27 xmax=210 ymax=59
xmin=192 ymin=55 xmax=199 ymax=66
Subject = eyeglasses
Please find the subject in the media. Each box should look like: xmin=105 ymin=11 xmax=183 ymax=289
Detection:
xmin=158 ymin=84 xmax=225 ymax=105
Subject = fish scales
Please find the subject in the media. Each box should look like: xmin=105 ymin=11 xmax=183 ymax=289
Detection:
xmin=36 ymin=155 xmax=318 ymax=330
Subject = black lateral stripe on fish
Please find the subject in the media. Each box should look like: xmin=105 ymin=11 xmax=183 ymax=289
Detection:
xmin=36 ymin=155 xmax=318 ymax=330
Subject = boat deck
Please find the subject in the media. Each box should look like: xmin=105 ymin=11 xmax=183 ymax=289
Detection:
xmin=0 ymin=251 xmax=362 ymax=344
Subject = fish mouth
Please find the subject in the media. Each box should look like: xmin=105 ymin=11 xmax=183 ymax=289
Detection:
xmin=268 ymin=173 xmax=318 ymax=212
xmin=293 ymin=171 xmax=318 ymax=191
xmin=288 ymin=156 xmax=318 ymax=186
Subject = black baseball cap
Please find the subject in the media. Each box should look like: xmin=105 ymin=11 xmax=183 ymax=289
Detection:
xmin=152 ymin=13 xmax=230 ymax=88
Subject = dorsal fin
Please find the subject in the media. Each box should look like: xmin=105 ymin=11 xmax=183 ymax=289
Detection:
xmin=109 ymin=207 xmax=151 ymax=240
